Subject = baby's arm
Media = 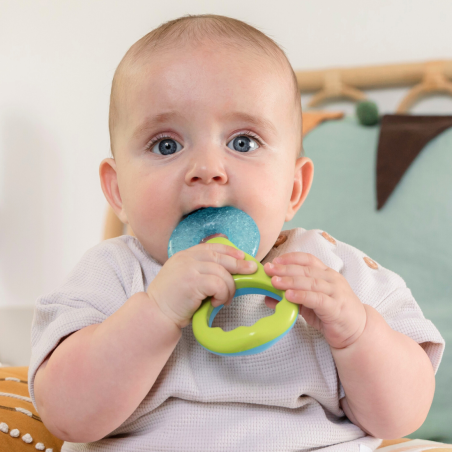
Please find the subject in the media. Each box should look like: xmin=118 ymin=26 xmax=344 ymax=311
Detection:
xmin=332 ymin=303 xmax=435 ymax=439
xmin=34 ymin=292 xmax=182 ymax=443
xmin=264 ymin=252 xmax=436 ymax=439
xmin=34 ymin=241 xmax=253 ymax=443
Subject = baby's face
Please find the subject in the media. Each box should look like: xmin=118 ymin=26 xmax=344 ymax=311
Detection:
xmin=101 ymin=42 xmax=313 ymax=265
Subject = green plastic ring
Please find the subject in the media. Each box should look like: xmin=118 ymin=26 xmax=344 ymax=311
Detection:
xmin=192 ymin=237 xmax=299 ymax=356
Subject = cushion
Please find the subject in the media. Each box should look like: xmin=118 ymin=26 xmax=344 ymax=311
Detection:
xmin=286 ymin=116 xmax=452 ymax=442
xmin=0 ymin=366 xmax=64 ymax=451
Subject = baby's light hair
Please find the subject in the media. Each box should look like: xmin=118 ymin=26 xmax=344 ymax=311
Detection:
xmin=109 ymin=14 xmax=303 ymax=158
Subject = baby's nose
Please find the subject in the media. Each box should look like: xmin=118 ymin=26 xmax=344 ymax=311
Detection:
xmin=185 ymin=153 xmax=228 ymax=185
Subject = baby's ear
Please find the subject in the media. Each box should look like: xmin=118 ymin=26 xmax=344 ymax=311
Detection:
xmin=99 ymin=158 xmax=129 ymax=224
xmin=285 ymin=157 xmax=314 ymax=221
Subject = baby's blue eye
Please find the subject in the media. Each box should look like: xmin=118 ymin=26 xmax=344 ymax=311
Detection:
xmin=152 ymin=138 xmax=183 ymax=155
xmin=227 ymin=135 xmax=259 ymax=153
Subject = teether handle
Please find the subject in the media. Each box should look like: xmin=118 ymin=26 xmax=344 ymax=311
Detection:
xmin=192 ymin=236 xmax=299 ymax=355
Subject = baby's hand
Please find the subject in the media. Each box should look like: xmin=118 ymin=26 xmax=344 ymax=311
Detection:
xmin=147 ymin=243 xmax=257 ymax=329
xmin=264 ymin=253 xmax=367 ymax=349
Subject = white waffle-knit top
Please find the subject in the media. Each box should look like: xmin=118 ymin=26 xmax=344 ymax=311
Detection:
xmin=28 ymin=228 xmax=445 ymax=452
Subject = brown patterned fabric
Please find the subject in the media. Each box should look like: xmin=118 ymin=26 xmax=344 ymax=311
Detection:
xmin=376 ymin=114 xmax=452 ymax=209
xmin=378 ymin=438 xmax=412 ymax=448
xmin=377 ymin=440 xmax=452 ymax=451
xmin=0 ymin=366 xmax=64 ymax=451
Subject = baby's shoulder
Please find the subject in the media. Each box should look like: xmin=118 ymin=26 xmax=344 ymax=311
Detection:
xmin=283 ymin=228 xmax=408 ymax=303
xmin=284 ymin=227 xmax=386 ymax=269
xmin=81 ymin=235 xmax=154 ymax=266
xmin=67 ymin=235 xmax=161 ymax=287
xmin=53 ymin=235 xmax=161 ymax=300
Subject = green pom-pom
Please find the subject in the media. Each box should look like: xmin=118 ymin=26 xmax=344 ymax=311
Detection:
xmin=356 ymin=100 xmax=379 ymax=126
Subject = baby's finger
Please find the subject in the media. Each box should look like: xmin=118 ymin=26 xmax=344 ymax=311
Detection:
xmin=203 ymin=242 xmax=246 ymax=260
xmin=270 ymin=274 xmax=334 ymax=297
xmin=195 ymin=260 xmax=236 ymax=305
xmin=195 ymin=246 xmax=257 ymax=276
xmin=264 ymin=295 xmax=279 ymax=310
xmin=272 ymin=252 xmax=329 ymax=270
xmin=201 ymin=274 xmax=233 ymax=307
xmin=188 ymin=243 xmax=245 ymax=260
xmin=284 ymin=289 xmax=339 ymax=321
xmin=264 ymin=262 xmax=337 ymax=283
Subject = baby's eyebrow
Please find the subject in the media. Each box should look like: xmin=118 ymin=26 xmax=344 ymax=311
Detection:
xmin=223 ymin=111 xmax=278 ymax=137
xmin=131 ymin=110 xmax=277 ymax=139
xmin=132 ymin=111 xmax=184 ymax=140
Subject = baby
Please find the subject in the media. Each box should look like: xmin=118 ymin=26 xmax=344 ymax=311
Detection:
xmin=29 ymin=14 xmax=445 ymax=452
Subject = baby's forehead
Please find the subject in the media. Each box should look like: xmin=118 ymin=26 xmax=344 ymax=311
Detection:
xmin=111 ymin=39 xmax=302 ymax=156
xmin=124 ymin=38 xmax=296 ymax=98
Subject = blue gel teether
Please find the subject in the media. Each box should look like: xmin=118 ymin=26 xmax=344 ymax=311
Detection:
xmin=167 ymin=206 xmax=299 ymax=356
xmin=168 ymin=206 xmax=260 ymax=258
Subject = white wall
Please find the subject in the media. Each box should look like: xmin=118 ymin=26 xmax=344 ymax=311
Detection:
xmin=1 ymin=0 xmax=451 ymax=307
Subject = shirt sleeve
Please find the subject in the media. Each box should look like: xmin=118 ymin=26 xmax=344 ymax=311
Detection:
xmin=336 ymin=239 xmax=446 ymax=376
xmin=338 ymin=282 xmax=445 ymax=400
xmin=27 ymin=238 xmax=140 ymax=411
xmin=372 ymin=283 xmax=445 ymax=374
xmin=331 ymin=237 xmax=446 ymax=402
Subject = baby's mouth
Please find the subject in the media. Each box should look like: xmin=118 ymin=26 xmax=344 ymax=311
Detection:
xmin=181 ymin=207 xmax=205 ymax=221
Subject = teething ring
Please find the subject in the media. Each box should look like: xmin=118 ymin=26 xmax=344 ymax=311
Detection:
xmin=192 ymin=237 xmax=299 ymax=356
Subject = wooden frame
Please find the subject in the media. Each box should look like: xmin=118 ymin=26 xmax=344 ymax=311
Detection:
xmin=296 ymin=59 xmax=452 ymax=113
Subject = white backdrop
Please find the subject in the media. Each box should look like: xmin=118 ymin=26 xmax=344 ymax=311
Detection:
xmin=1 ymin=0 xmax=451 ymax=307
